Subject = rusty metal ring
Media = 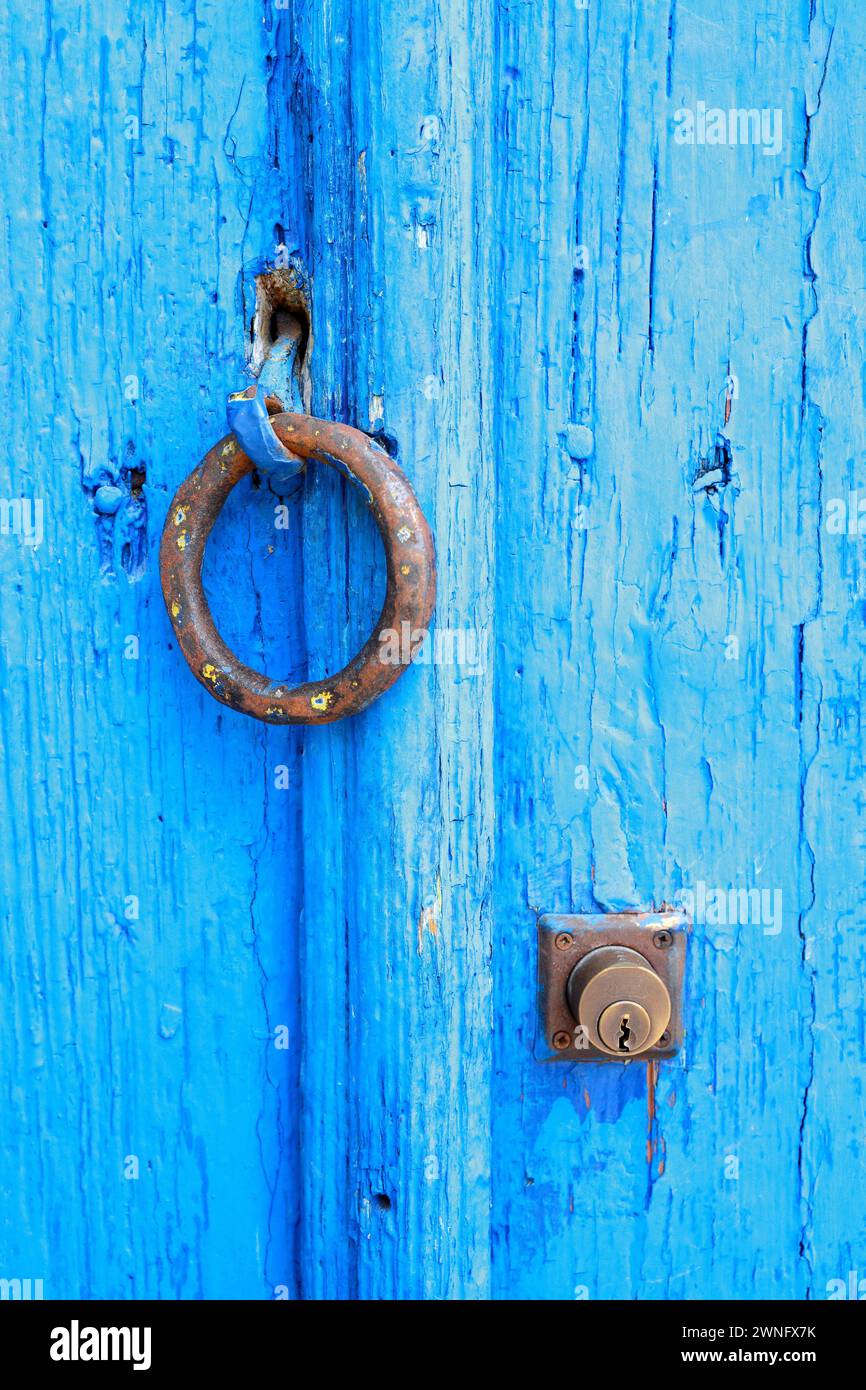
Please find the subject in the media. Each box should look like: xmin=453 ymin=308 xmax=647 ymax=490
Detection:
xmin=159 ymin=413 xmax=436 ymax=725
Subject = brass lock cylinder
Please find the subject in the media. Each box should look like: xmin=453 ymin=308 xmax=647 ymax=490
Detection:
xmin=566 ymin=945 xmax=671 ymax=1057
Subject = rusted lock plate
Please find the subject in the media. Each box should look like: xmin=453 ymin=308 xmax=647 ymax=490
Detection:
xmin=537 ymin=911 xmax=688 ymax=1063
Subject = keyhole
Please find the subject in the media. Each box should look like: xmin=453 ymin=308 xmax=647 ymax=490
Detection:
xmin=617 ymin=1013 xmax=632 ymax=1052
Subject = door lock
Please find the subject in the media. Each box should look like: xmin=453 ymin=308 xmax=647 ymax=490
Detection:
xmin=566 ymin=945 xmax=671 ymax=1056
xmin=536 ymin=912 xmax=687 ymax=1062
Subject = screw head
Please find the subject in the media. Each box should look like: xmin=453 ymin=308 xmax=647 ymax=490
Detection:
xmin=658 ymin=1030 xmax=671 ymax=1046
xmin=554 ymin=932 xmax=574 ymax=951
xmin=652 ymin=929 xmax=673 ymax=949
xmin=552 ymin=1030 xmax=572 ymax=1051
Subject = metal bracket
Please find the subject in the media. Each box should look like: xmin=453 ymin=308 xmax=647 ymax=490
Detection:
xmin=229 ymin=257 xmax=312 ymax=492
xmin=536 ymin=911 xmax=688 ymax=1063
xmin=226 ymin=385 xmax=304 ymax=478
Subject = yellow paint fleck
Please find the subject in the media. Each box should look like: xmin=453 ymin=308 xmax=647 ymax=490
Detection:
xmin=176 ymin=531 xmax=188 ymax=551
xmin=310 ymin=690 xmax=334 ymax=712
xmin=400 ymin=564 xmax=411 ymax=576
xmin=174 ymin=505 xmax=188 ymax=526
xmin=170 ymin=600 xmax=181 ymax=619
xmin=201 ymin=663 xmax=219 ymax=683
xmin=266 ymin=706 xmax=284 ymax=716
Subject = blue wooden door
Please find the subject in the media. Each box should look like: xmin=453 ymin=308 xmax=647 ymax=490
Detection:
xmin=0 ymin=0 xmax=860 ymax=1302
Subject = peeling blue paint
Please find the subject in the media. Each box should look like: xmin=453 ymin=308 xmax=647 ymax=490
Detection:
xmin=0 ymin=0 xmax=862 ymax=1305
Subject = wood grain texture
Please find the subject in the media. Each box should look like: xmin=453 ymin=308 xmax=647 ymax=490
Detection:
xmin=290 ymin=0 xmax=495 ymax=1300
xmin=492 ymin=0 xmax=861 ymax=1301
xmin=0 ymin=0 xmax=304 ymax=1299
xmin=0 ymin=0 xmax=862 ymax=1302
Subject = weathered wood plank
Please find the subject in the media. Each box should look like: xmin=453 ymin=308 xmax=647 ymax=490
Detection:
xmin=291 ymin=0 xmax=496 ymax=1299
xmin=0 ymin=0 xmax=303 ymax=1298
xmin=492 ymin=0 xmax=862 ymax=1300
